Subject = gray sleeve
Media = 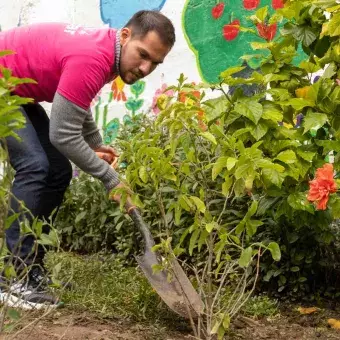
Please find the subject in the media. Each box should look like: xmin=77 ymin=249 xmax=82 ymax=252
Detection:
xmin=82 ymin=109 xmax=103 ymax=149
xmin=50 ymin=92 xmax=120 ymax=191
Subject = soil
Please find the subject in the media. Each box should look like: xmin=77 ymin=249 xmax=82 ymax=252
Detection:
xmin=2 ymin=305 xmax=340 ymax=340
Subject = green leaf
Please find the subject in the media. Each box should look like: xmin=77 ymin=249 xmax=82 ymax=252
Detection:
xmin=239 ymin=247 xmax=253 ymax=268
xmin=38 ymin=233 xmax=55 ymax=246
xmin=227 ymin=157 xmax=237 ymax=171
xmin=220 ymin=66 xmax=246 ymax=78
xmin=222 ymin=176 xmax=233 ymax=196
xmin=262 ymin=168 xmax=285 ymax=188
xmin=212 ymin=156 xmax=228 ymax=180
xmin=276 ymin=150 xmax=297 ymax=164
xmin=190 ymin=196 xmax=206 ymax=213
xmin=234 ymin=100 xmax=263 ymax=124
xmin=292 ymin=25 xmax=317 ymax=46
xmin=329 ymin=196 xmax=340 ymax=219
xmin=5 ymin=213 xmax=20 ymax=230
xmin=287 ymin=192 xmax=314 ymax=213
xmin=299 ymin=61 xmax=321 ymax=73
xmin=257 ymin=159 xmax=285 ymax=172
xmin=139 ymin=166 xmax=148 ymax=183
xmin=206 ymin=221 xmax=219 ymax=233
xmin=189 ymin=229 xmax=200 ymax=256
xmin=248 ymin=120 xmax=269 ymax=141
xmin=328 ymin=12 xmax=340 ymax=37
xmin=223 ymin=314 xmax=231 ymax=329
xmin=291 ymin=266 xmax=300 ymax=272
xmin=303 ymin=112 xmax=328 ymax=134
xmin=262 ymin=105 xmax=283 ymax=122
xmin=283 ymin=98 xmax=315 ymax=110
xmin=246 ymin=219 xmax=263 ymax=237
xmin=267 ymin=242 xmax=281 ymax=261
xmin=296 ymin=149 xmax=315 ymax=162
xmin=75 ymin=211 xmax=87 ymax=223
xmin=179 ymin=195 xmax=192 ymax=212
xmin=200 ymin=131 xmax=217 ymax=145
xmin=248 ymin=200 xmax=258 ymax=217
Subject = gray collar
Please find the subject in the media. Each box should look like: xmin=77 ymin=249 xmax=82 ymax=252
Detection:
xmin=115 ymin=29 xmax=121 ymax=76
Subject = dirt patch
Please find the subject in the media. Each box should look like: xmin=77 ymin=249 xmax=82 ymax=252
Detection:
xmin=2 ymin=306 xmax=340 ymax=340
xmin=0 ymin=310 xmax=190 ymax=340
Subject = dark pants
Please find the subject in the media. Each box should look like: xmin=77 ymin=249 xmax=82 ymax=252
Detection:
xmin=5 ymin=103 xmax=72 ymax=269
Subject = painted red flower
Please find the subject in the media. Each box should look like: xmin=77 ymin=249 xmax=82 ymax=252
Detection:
xmin=307 ymin=163 xmax=337 ymax=210
xmin=272 ymin=0 xmax=284 ymax=10
xmin=243 ymin=0 xmax=260 ymax=10
xmin=212 ymin=3 xmax=225 ymax=19
xmin=223 ymin=19 xmax=240 ymax=41
xmin=256 ymin=23 xmax=277 ymax=41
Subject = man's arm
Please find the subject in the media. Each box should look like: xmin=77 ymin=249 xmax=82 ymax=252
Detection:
xmin=50 ymin=92 xmax=119 ymax=191
xmin=82 ymin=109 xmax=103 ymax=149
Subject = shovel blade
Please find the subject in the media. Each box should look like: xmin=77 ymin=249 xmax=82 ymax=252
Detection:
xmin=137 ymin=249 xmax=204 ymax=319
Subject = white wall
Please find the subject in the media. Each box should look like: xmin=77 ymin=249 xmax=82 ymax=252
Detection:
xmin=0 ymin=0 xmax=202 ymax=132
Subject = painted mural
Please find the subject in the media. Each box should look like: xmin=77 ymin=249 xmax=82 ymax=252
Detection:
xmin=183 ymin=0 xmax=304 ymax=83
xmin=100 ymin=0 xmax=167 ymax=28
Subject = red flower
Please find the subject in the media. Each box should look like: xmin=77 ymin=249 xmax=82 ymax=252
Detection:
xmin=307 ymin=163 xmax=337 ymax=210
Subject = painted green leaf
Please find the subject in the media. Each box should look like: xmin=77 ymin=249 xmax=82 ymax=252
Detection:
xmin=125 ymin=98 xmax=144 ymax=113
xmin=130 ymin=80 xmax=146 ymax=97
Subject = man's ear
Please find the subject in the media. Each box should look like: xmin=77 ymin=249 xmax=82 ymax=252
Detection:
xmin=120 ymin=27 xmax=131 ymax=46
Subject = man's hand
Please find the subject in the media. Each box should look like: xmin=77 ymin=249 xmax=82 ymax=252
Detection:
xmin=95 ymin=145 xmax=119 ymax=168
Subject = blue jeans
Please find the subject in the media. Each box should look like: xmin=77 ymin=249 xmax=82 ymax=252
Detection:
xmin=5 ymin=103 xmax=72 ymax=270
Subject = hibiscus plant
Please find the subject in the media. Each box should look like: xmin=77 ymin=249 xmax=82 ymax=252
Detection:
xmin=112 ymin=1 xmax=340 ymax=337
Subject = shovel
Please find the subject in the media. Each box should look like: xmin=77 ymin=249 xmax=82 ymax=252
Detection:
xmin=129 ymin=209 xmax=204 ymax=319
xmin=96 ymin=152 xmax=203 ymax=318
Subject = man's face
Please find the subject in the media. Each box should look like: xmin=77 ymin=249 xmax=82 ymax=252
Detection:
xmin=119 ymin=28 xmax=171 ymax=84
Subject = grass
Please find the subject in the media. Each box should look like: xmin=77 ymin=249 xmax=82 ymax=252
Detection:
xmin=45 ymin=252 xmax=186 ymax=326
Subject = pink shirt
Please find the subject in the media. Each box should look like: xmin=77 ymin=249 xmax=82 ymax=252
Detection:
xmin=0 ymin=23 xmax=118 ymax=110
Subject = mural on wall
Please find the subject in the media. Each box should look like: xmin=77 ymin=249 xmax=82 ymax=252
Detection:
xmin=93 ymin=77 xmax=147 ymax=144
xmin=183 ymin=0 xmax=304 ymax=83
xmin=100 ymin=0 xmax=168 ymax=28
xmin=96 ymin=1 xmax=171 ymax=144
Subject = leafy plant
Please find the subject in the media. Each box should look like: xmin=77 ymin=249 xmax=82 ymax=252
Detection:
xmin=0 ymin=51 xmax=63 ymax=332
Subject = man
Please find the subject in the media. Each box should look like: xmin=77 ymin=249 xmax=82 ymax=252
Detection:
xmin=0 ymin=10 xmax=175 ymax=309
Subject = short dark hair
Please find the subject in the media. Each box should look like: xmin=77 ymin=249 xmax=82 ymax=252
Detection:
xmin=125 ymin=10 xmax=175 ymax=48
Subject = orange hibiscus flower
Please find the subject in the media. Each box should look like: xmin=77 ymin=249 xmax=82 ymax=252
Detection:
xmin=307 ymin=163 xmax=337 ymax=210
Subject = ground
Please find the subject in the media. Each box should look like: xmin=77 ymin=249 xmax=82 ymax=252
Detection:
xmin=2 ymin=305 xmax=340 ymax=340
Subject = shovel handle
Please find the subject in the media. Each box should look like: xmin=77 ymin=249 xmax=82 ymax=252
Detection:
xmin=129 ymin=209 xmax=155 ymax=250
